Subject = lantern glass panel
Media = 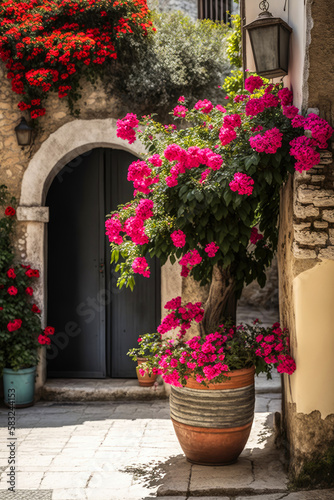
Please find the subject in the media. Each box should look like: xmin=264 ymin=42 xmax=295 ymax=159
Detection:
xmin=16 ymin=128 xmax=32 ymax=146
xmin=249 ymin=25 xmax=279 ymax=76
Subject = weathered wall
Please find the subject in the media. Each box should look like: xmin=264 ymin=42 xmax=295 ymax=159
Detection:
xmin=277 ymin=0 xmax=334 ymax=476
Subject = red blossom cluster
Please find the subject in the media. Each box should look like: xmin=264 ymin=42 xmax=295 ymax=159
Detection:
xmin=229 ymin=172 xmax=254 ymax=196
xmin=0 ymin=0 xmax=155 ymax=118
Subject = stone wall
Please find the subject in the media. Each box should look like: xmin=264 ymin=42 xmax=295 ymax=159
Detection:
xmin=278 ymin=0 xmax=334 ymax=476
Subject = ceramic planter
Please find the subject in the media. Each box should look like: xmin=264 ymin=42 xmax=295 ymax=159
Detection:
xmin=170 ymin=367 xmax=255 ymax=465
xmin=3 ymin=367 xmax=36 ymax=408
xmin=136 ymin=358 xmax=157 ymax=387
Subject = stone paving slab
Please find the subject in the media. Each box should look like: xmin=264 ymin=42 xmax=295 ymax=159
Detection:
xmin=42 ymin=378 xmax=167 ymax=401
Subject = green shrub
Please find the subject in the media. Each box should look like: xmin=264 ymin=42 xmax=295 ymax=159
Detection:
xmin=112 ymin=11 xmax=232 ymax=112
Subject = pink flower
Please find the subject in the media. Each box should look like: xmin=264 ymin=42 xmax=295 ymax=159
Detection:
xmin=250 ymin=227 xmax=263 ymax=245
xmin=124 ymin=216 xmax=149 ymax=245
xmin=194 ymin=99 xmax=213 ymax=114
xmin=127 ymin=160 xmax=154 ymax=194
xmin=219 ymin=126 xmax=236 ymax=146
xmin=223 ymin=114 xmax=242 ymax=128
xmin=291 ymin=114 xmax=306 ymax=128
xmin=261 ymin=93 xmax=280 ymax=109
xmin=278 ymin=88 xmax=293 ymax=106
xmin=277 ymin=355 xmax=296 ymax=375
xmin=132 ymin=257 xmax=150 ymax=278
xmin=216 ymin=104 xmax=226 ymax=112
xmin=289 ymin=136 xmax=320 ymax=172
xmin=171 ymin=230 xmax=186 ymax=248
xmin=136 ymin=199 xmax=154 ymax=220
xmin=245 ymin=75 xmax=264 ymax=93
xmin=105 ymin=215 xmax=123 ymax=245
xmin=116 ymin=113 xmax=139 ymax=144
xmin=303 ymin=113 xmax=334 ymax=149
xmin=205 ymin=242 xmax=219 ymax=257
xmin=173 ymin=105 xmax=188 ymax=118
xmin=249 ymin=127 xmax=283 ymax=154
xmin=164 ymin=144 xmax=184 ymax=162
xmin=164 ymin=296 xmax=182 ymax=310
xmin=7 ymin=319 xmax=22 ymax=332
xmin=200 ymin=169 xmax=211 ymax=184
xmin=178 ymin=96 xmax=185 ymax=102
xmin=147 ymin=154 xmax=162 ymax=167
xmin=245 ymin=98 xmax=265 ymax=117
xmin=179 ymin=249 xmax=202 ymax=267
xmin=206 ymin=152 xmax=223 ymax=171
xmin=229 ymin=173 xmax=254 ymax=196
xmin=282 ymin=105 xmax=299 ymax=119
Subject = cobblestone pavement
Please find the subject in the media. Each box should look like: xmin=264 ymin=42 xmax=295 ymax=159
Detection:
xmin=0 ymin=396 xmax=332 ymax=500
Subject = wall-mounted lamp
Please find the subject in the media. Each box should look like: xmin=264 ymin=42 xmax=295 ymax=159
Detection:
xmin=15 ymin=117 xmax=33 ymax=147
xmin=244 ymin=0 xmax=292 ymax=78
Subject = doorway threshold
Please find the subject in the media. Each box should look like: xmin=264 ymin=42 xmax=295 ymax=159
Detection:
xmin=41 ymin=378 xmax=167 ymax=402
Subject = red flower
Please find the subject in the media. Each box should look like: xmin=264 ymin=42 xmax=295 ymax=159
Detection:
xmin=25 ymin=269 xmax=40 ymax=278
xmin=7 ymin=286 xmax=18 ymax=296
xmin=25 ymin=287 xmax=33 ymax=296
xmin=0 ymin=307 xmax=3 ymax=310
xmin=44 ymin=326 xmax=55 ymax=336
xmin=32 ymin=304 xmax=41 ymax=314
xmin=7 ymin=319 xmax=22 ymax=332
xmin=38 ymin=334 xmax=51 ymax=345
xmin=7 ymin=268 xmax=16 ymax=279
xmin=5 ymin=206 xmax=15 ymax=216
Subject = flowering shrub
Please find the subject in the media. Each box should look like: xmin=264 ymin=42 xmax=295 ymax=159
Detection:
xmin=128 ymin=298 xmax=296 ymax=387
xmin=0 ymin=186 xmax=54 ymax=373
xmin=0 ymin=0 xmax=155 ymax=118
xmin=108 ymin=76 xmax=333 ymax=335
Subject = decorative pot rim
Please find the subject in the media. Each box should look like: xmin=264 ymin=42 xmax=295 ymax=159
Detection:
xmin=3 ymin=366 xmax=36 ymax=374
xmin=185 ymin=366 xmax=255 ymax=390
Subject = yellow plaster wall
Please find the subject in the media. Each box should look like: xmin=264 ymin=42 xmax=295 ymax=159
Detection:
xmin=290 ymin=260 xmax=334 ymax=418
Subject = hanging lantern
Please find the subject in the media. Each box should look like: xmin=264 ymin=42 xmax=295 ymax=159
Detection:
xmin=15 ymin=117 xmax=33 ymax=147
xmin=244 ymin=0 xmax=292 ymax=78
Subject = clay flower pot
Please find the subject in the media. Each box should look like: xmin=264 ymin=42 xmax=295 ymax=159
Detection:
xmin=170 ymin=367 xmax=255 ymax=465
xmin=136 ymin=357 xmax=157 ymax=387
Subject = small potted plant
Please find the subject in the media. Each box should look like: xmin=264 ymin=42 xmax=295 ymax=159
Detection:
xmin=127 ymin=332 xmax=161 ymax=387
xmin=0 ymin=186 xmax=54 ymax=407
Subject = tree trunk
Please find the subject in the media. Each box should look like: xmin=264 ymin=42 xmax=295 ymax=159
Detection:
xmin=199 ymin=265 xmax=236 ymax=337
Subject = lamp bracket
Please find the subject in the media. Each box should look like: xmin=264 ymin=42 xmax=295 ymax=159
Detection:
xmin=259 ymin=0 xmax=270 ymax=12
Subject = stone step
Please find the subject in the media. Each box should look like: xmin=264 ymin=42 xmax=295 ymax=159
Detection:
xmin=41 ymin=378 xmax=167 ymax=402
xmin=255 ymin=372 xmax=281 ymax=394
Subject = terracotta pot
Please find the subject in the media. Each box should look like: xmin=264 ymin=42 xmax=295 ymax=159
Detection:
xmin=136 ymin=358 xmax=157 ymax=387
xmin=170 ymin=367 xmax=255 ymax=465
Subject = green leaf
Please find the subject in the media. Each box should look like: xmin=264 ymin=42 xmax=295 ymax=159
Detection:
xmin=264 ymin=170 xmax=272 ymax=185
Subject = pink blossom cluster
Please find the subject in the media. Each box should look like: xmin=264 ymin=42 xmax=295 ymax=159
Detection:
xmin=289 ymin=136 xmax=320 ymax=172
xmin=157 ymin=299 xmax=204 ymax=337
xmin=205 ymin=242 xmax=219 ymax=257
xmin=163 ymin=144 xmax=223 ymax=187
xmin=219 ymin=113 xmax=242 ymax=146
xmin=124 ymin=216 xmax=149 ymax=245
xmin=179 ymin=249 xmax=202 ymax=277
xmin=135 ymin=199 xmax=154 ymax=220
xmin=303 ymin=113 xmax=334 ymax=149
xmin=216 ymin=104 xmax=226 ymax=112
xmin=250 ymin=227 xmax=263 ymax=245
xmin=229 ymin=172 xmax=254 ymax=196
xmin=127 ymin=160 xmax=158 ymax=195
xmin=116 ymin=113 xmax=139 ymax=144
xmin=282 ymin=105 xmax=299 ymax=119
xmin=105 ymin=215 xmax=123 ymax=245
xmin=244 ymin=75 xmax=264 ymax=94
xmin=245 ymin=97 xmax=265 ymax=117
xmin=200 ymin=168 xmax=211 ymax=184
xmin=234 ymin=94 xmax=248 ymax=103
xmin=132 ymin=256 xmax=150 ymax=278
xmin=194 ymin=99 xmax=213 ymax=114
xmin=223 ymin=113 xmax=242 ymax=128
xmin=249 ymin=127 xmax=283 ymax=154
xmin=147 ymin=154 xmax=163 ymax=167
xmin=278 ymin=88 xmax=293 ymax=106
xmin=254 ymin=322 xmax=296 ymax=375
xmin=173 ymin=105 xmax=188 ymax=118
xmin=171 ymin=230 xmax=186 ymax=248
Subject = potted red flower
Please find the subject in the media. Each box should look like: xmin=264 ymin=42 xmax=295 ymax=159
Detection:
xmin=0 ymin=186 xmax=54 ymax=407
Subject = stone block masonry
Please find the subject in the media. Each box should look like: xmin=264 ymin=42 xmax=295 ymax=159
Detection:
xmin=293 ymin=150 xmax=334 ymax=260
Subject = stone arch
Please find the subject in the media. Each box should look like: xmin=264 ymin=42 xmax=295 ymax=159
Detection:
xmin=19 ymin=118 xmax=145 ymax=207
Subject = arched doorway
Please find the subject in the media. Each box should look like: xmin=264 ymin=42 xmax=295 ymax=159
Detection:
xmin=46 ymin=148 xmax=160 ymax=378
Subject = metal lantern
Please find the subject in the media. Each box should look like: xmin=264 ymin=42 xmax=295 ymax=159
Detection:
xmin=15 ymin=117 xmax=33 ymax=147
xmin=244 ymin=0 xmax=292 ymax=78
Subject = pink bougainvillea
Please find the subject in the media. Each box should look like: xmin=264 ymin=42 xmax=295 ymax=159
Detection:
xmin=229 ymin=173 xmax=254 ymax=196
xmin=219 ymin=126 xmax=237 ymax=146
xmin=205 ymin=242 xmax=219 ymax=257
xmin=250 ymin=227 xmax=263 ymax=245
xmin=194 ymin=99 xmax=213 ymax=114
xmin=132 ymin=257 xmax=150 ymax=278
xmin=171 ymin=230 xmax=186 ymax=248
xmin=249 ymin=127 xmax=283 ymax=154
xmin=116 ymin=113 xmax=139 ymax=144
xmin=173 ymin=105 xmax=188 ymax=118
xmin=289 ymin=136 xmax=320 ymax=172
xmin=244 ymin=75 xmax=264 ymax=94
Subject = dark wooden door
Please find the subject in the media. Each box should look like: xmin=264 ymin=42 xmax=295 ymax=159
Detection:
xmin=46 ymin=148 xmax=160 ymax=378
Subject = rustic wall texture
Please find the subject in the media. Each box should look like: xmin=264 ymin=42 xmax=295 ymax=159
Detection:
xmin=278 ymin=0 xmax=334 ymax=476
